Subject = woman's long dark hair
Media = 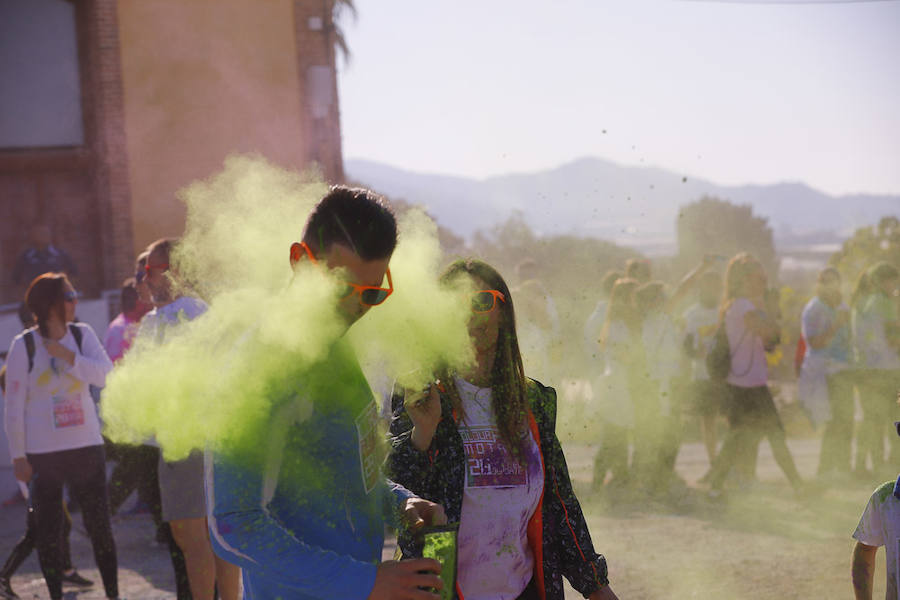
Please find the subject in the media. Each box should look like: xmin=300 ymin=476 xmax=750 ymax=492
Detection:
xmin=25 ymin=272 xmax=70 ymax=338
xmin=439 ymin=259 xmax=529 ymax=459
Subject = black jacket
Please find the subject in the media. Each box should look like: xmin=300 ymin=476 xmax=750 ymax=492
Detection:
xmin=388 ymin=378 xmax=609 ymax=599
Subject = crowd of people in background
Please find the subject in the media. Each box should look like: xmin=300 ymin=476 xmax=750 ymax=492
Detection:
xmin=0 ymin=236 xmax=234 ymax=600
xmin=583 ymin=254 xmax=900 ymax=502
xmin=0 ymin=196 xmax=897 ymax=600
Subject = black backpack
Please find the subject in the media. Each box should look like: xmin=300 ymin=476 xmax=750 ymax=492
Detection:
xmin=23 ymin=324 xmax=84 ymax=373
xmin=705 ymin=323 xmax=731 ymax=381
xmin=706 ymin=322 xmax=753 ymax=381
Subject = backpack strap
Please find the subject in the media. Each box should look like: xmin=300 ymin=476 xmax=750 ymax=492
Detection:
xmin=22 ymin=326 xmax=84 ymax=374
xmin=24 ymin=331 xmax=36 ymax=374
xmin=69 ymin=323 xmax=84 ymax=355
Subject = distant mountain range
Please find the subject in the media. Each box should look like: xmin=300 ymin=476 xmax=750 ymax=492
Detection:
xmin=347 ymin=157 xmax=900 ymax=255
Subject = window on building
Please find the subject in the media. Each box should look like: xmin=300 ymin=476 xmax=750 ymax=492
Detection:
xmin=0 ymin=0 xmax=84 ymax=148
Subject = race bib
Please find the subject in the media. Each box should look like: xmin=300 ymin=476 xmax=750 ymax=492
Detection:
xmin=462 ymin=427 xmax=527 ymax=488
xmin=355 ymin=401 xmax=384 ymax=494
xmin=52 ymin=394 xmax=85 ymax=429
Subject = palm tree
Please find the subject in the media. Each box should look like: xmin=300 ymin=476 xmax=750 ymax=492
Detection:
xmin=328 ymin=0 xmax=356 ymax=64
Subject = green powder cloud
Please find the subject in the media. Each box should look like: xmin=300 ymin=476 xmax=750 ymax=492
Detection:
xmin=349 ymin=207 xmax=474 ymax=393
xmin=101 ymin=154 xmax=473 ymax=461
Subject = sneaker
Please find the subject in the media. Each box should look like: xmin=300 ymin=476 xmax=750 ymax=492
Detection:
xmin=120 ymin=500 xmax=152 ymax=518
xmin=0 ymin=578 xmax=20 ymax=600
xmin=61 ymin=570 xmax=94 ymax=587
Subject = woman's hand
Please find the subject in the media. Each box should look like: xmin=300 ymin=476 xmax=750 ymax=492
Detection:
xmin=13 ymin=457 xmax=32 ymax=483
xmin=401 ymin=497 xmax=448 ymax=531
xmin=44 ymin=339 xmax=75 ymax=367
xmin=408 ymin=385 xmax=442 ymax=452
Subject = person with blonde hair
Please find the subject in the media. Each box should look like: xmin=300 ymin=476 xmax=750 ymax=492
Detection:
xmin=706 ymin=253 xmax=804 ymax=496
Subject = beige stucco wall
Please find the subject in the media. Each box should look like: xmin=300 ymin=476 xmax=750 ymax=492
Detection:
xmin=118 ymin=0 xmax=308 ymax=254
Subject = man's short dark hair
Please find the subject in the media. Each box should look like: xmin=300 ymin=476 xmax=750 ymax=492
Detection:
xmin=146 ymin=238 xmax=176 ymax=265
xmin=302 ymin=186 xmax=397 ymax=261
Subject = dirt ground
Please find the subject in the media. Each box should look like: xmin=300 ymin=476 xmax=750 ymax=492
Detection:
xmin=562 ymin=438 xmax=884 ymax=599
xmin=0 ymin=436 xmax=886 ymax=600
xmin=0 ymin=388 xmax=891 ymax=600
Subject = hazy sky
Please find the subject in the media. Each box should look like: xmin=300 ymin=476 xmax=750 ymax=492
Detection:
xmin=337 ymin=0 xmax=900 ymax=197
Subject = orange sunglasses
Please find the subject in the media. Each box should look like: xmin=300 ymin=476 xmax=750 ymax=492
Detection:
xmin=293 ymin=242 xmax=394 ymax=307
xmin=471 ymin=290 xmax=505 ymax=313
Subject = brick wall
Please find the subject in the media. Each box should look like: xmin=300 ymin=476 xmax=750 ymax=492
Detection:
xmin=0 ymin=0 xmax=133 ymax=306
xmin=84 ymin=0 xmax=135 ymax=295
xmin=293 ymin=0 xmax=345 ymax=183
xmin=1 ymin=0 xmax=343 ymax=308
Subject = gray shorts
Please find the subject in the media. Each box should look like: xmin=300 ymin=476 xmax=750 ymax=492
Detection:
xmin=158 ymin=449 xmax=206 ymax=522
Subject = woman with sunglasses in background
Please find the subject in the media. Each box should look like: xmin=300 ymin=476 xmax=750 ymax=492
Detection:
xmin=3 ymin=273 xmax=120 ymax=600
xmin=388 ymin=259 xmax=618 ymax=600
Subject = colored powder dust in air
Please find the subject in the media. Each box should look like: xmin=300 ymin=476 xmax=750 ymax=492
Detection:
xmin=101 ymin=154 xmax=475 ymax=463
xmin=348 ymin=206 xmax=475 ymax=394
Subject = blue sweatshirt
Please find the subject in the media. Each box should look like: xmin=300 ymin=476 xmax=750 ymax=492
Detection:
xmin=207 ymin=341 xmax=412 ymax=599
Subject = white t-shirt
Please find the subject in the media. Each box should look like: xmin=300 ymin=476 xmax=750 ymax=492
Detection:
xmin=4 ymin=323 xmax=112 ymax=458
xmin=854 ymin=479 xmax=900 ymax=600
xmin=725 ymin=298 xmax=768 ymax=388
xmin=455 ymin=377 xmax=544 ymax=600
xmin=641 ymin=312 xmax=684 ymax=389
xmin=597 ymin=320 xmax=636 ymax=427
xmin=683 ymin=303 xmax=719 ymax=381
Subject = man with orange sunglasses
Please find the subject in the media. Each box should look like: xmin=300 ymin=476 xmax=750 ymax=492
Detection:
xmin=207 ymin=186 xmax=447 ymax=600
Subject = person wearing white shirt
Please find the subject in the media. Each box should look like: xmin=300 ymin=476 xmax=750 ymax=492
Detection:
xmin=4 ymin=273 xmax=118 ymax=600
xmin=584 ymin=270 xmax=622 ymax=381
xmin=852 ymin=421 xmax=900 ymax=600
xmin=682 ymin=272 xmax=724 ymax=466
xmin=592 ymin=278 xmax=641 ymax=489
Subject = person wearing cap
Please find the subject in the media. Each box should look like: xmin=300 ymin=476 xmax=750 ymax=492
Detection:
xmin=852 ymin=416 xmax=900 ymax=599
